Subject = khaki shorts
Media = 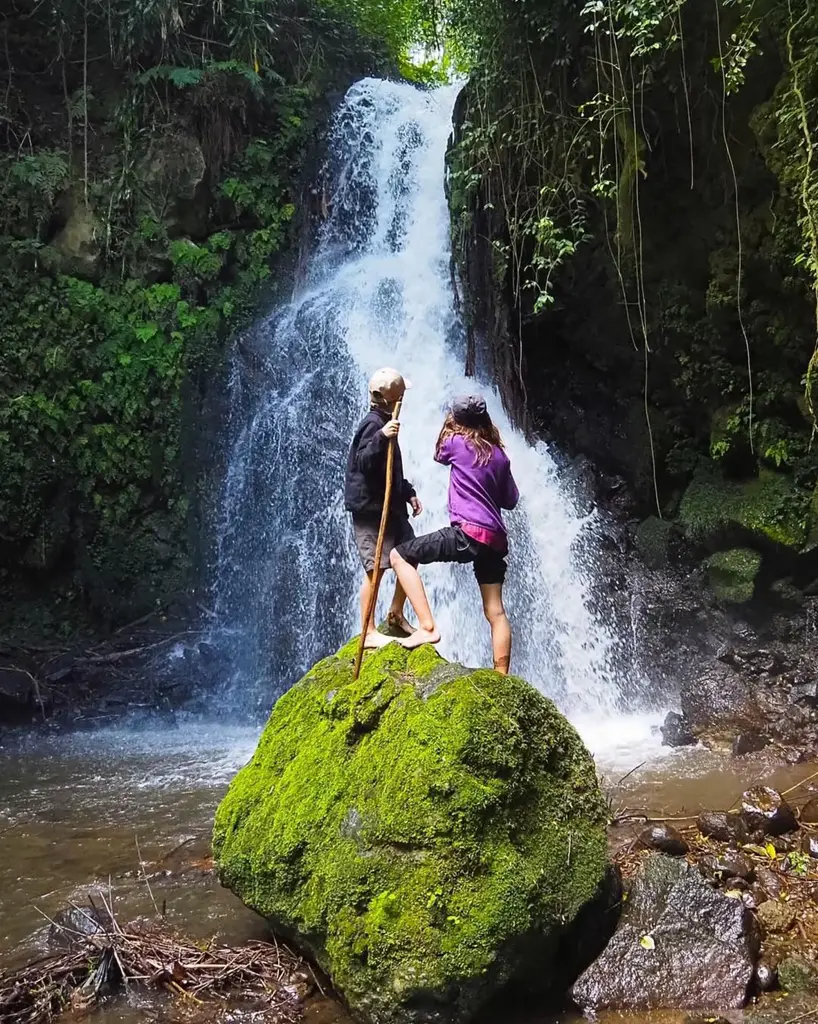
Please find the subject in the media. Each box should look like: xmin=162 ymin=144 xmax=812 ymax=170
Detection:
xmin=352 ymin=516 xmax=415 ymax=573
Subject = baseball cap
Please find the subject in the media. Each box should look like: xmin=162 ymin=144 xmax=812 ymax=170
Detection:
xmin=368 ymin=368 xmax=412 ymax=403
xmin=451 ymin=394 xmax=488 ymax=426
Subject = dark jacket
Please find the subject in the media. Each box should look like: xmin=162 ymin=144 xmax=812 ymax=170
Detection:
xmin=345 ymin=408 xmax=415 ymax=521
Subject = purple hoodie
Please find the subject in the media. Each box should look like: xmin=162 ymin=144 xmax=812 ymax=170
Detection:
xmin=435 ymin=434 xmax=520 ymax=550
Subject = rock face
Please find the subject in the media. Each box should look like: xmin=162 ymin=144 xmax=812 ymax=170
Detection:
xmin=572 ymin=855 xmax=760 ymax=1012
xmin=213 ymin=642 xmax=612 ymax=1024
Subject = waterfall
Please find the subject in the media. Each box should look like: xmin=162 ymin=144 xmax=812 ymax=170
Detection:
xmin=212 ymin=78 xmax=635 ymax=731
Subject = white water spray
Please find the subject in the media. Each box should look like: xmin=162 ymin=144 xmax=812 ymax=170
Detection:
xmin=213 ymin=78 xmax=652 ymax=748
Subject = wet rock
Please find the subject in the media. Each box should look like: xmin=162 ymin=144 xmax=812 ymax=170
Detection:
xmin=754 ymin=866 xmax=784 ymax=900
xmin=680 ymin=663 xmax=762 ymax=748
xmin=801 ymin=833 xmax=818 ymax=858
xmin=684 ymin=1017 xmax=730 ymax=1024
xmin=724 ymin=876 xmax=749 ymax=891
xmin=661 ymin=711 xmax=696 ymax=748
xmin=800 ymin=797 xmax=818 ymax=823
xmin=638 ymin=824 xmax=689 ymax=856
xmin=566 ymin=455 xmax=598 ymax=515
xmin=697 ymin=810 xmax=748 ymax=843
xmin=756 ymin=900 xmax=796 ymax=934
xmin=48 ymin=904 xmax=115 ymax=949
xmin=754 ymin=961 xmax=777 ymax=992
xmin=740 ymin=787 xmax=797 ymax=835
xmin=635 ymin=517 xmax=678 ymax=570
xmin=732 ymin=731 xmax=768 ymax=757
xmin=0 ymin=667 xmax=32 ymax=709
xmin=699 ymin=848 xmax=754 ymax=882
xmin=571 ymin=855 xmax=760 ymax=1011
xmin=0 ymin=665 xmax=50 ymax=724
xmin=777 ymin=955 xmax=818 ymax=993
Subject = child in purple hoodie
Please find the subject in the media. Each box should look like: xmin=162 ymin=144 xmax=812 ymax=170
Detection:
xmin=390 ymin=395 xmax=520 ymax=673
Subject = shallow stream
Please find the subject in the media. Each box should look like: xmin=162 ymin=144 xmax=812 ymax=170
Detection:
xmin=2 ymin=717 xmax=816 ymax=1023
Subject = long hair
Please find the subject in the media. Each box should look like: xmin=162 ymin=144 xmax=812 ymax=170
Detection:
xmin=435 ymin=412 xmax=504 ymax=467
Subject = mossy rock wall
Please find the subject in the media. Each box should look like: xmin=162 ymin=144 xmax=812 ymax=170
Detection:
xmin=213 ymin=641 xmax=612 ymax=1024
xmin=0 ymin=2 xmax=395 ymax=640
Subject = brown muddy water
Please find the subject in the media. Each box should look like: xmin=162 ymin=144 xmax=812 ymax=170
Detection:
xmin=1 ymin=717 xmax=817 ymax=1023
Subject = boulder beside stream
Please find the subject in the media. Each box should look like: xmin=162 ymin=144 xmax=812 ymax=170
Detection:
xmin=572 ymin=854 xmax=760 ymax=1011
xmin=213 ymin=641 xmax=613 ymax=1024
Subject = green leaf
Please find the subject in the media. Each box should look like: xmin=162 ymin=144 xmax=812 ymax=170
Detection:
xmin=639 ymin=934 xmax=655 ymax=950
xmin=135 ymin=323 xmax=159 ymax=343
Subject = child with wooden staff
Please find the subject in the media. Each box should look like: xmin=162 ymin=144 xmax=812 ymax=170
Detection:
xmin=344 ymin=368 xmax=422 ymax=654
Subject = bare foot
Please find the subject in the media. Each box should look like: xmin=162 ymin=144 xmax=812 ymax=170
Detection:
xmin=363 ymin=630 xmax=393 ymax=649
xmin=399 ymin=627 xmax=441 ymax=649
xmin=386 ymin=611 xmax=413 ymax=637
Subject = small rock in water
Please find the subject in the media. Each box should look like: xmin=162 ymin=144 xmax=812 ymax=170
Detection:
xmin=800 ymin=796 xmax=818 ymax=824
xmin=700 ymin=848 xmax=754 ymax=882
xmin=756 ymin=899 xmax=797 ymax=934
xmin=754 ymin=866 xmax=784 ymax=900
xmin=754 ymin=961 xmax=777 ymax=992
xmin=661 ymin=711 xmax=697 ymax=748
xmin=740 ymin=787 xmax=797 ymax=835
xmin=697 ymin=810 xmax=748 ymax=843
xmin=732 ymin=732 xmax=768 ymax=757
xmin=638 ymin=824 xmax=690 ymax=856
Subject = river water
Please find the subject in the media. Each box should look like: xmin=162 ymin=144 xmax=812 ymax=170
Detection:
xmin=3 ymin=719 xmax=816 ymax=983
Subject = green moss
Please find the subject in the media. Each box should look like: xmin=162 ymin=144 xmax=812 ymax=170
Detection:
xmin=678 ymin=461 xmax=808 ymax=551
xmin=213 ymin=641 xmax=608 ymax=1023
xmin=704 ymin=548 xmax=762 ymax=604
xmin=777 ymin=955 xmax=818 ymax=994
xmin=635 ymin=516 xmax=675 ymax=568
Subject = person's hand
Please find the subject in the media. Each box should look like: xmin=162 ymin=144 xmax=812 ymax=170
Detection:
xmin=381 ymin=420 xmax=400 ymax=439
xmin=410 ymin=496 xmax=423 ymax=518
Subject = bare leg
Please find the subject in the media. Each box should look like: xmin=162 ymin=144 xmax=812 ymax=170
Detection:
xmin=480 ymin=583 xmax=511 ymax=674
xmin=389 ymin=549 xmax=440 ymax=647
xmin=359 ymin=572 xmax=391 ymax=649
xmin=386 ymin=579 xmax=413 ymax=635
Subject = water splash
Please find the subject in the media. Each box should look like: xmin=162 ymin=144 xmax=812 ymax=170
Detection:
xmin=212 ymin=78 xmax=631 ymax=725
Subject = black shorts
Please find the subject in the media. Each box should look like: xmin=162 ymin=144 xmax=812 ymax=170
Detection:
xmin=395 ymin=526 xmax=507 ymax=586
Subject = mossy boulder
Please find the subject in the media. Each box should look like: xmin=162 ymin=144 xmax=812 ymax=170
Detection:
xmin=704 ymin=548 xmax=763 ymax=604
xmin=678 ymin=462 xmax=808 ymax=551
xmin=213 ymin=641 xmax=612 ymax=1024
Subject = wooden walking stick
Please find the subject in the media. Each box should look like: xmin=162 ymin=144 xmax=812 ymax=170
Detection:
xmin=353 ymin=398 xmax=403 ymax=681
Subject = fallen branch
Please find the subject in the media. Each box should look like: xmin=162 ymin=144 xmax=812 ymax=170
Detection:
xmin=0 ymin=903 xmax=306 ymax=1024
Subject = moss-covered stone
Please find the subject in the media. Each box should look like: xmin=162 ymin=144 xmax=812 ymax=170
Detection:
xmin=635 ymin=516 xmax=676 ymax=568
xmin=678 ymin=462 xmax=808 ymax=551
xmin=213 ymin=640 xmax=610 ymax=1024
xmin=777 ymin=954 xmax=818 ymax=994
xmin=704 ymin=548 xmax=762 ymax=604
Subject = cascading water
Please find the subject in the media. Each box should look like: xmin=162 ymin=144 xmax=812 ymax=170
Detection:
xmin=212 ymin=78 xmax=649 ymax=747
